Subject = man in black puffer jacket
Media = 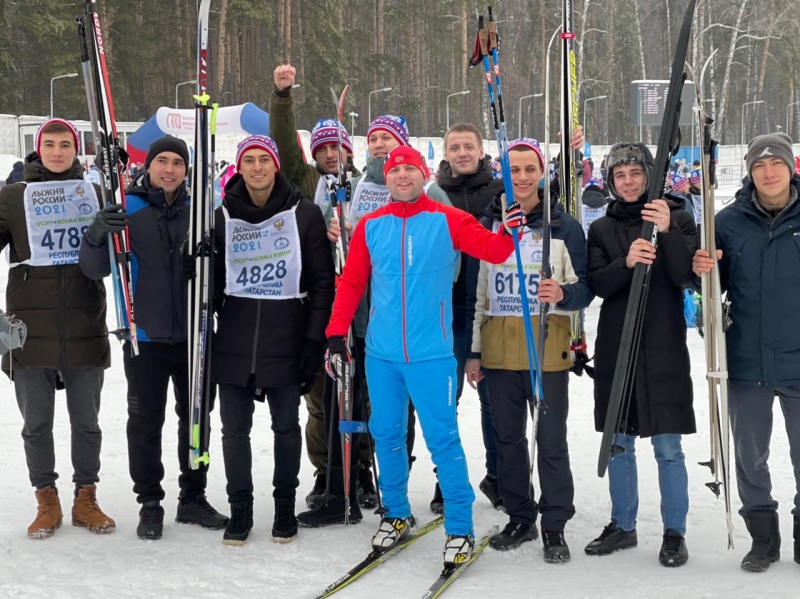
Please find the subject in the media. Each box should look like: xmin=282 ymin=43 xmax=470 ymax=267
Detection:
xmin=585 ymin=142 xmax=697 ymax=568
xmin=80 ymin=135 xmax=228 ymax=540
xmin=436 ymin=122 xmax=505 ymax=513
xmin=0 ymin=118 xmax=113 ymax=539
xmin=211 ymin=135 xmax=334 ymax=546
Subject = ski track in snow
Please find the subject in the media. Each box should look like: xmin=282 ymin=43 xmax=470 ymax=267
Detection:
xmin=1 ymin=196 xmax=797 ymax=598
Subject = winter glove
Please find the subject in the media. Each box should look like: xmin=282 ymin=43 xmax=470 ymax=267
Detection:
xmin=86 ymin=204 xmax=127 ymax=246
xmin=298 ymin=340 xmax=325 ymax=393
xmin=0 ymin=309 xmax=26 ymax=356
xmin=324 ymin=336 xmax=351 ymax=379
xmin=182 ymin=254 xmax=197 ymax=282
xmin=503 ymin=201 xmax=526 ymax=234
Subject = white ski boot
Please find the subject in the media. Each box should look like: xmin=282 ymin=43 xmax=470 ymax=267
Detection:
xmin=371 ymin=517 xmax=414 ymax=551
xmin=443 ymin=534 xmax=475 ymax=567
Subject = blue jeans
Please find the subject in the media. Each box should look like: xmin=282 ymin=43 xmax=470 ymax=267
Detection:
xmin=453 ymin=327 xmax=496 ymax=478
xmin=607 ymin=433 xmax=689 ymax=535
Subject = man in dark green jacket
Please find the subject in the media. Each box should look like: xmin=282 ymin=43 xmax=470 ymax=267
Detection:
xmin=269 ymin=63 xmax=372 ymax=511
xmin=0 ymin=118 xmax=114 ymax=539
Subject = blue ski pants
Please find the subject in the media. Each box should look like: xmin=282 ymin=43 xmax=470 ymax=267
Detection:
xmin=366 ymin=354 xmax=475 ymax=536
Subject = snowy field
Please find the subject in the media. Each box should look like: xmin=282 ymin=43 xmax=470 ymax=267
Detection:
xmin=1 ymin=197 xmax=798 ymax=599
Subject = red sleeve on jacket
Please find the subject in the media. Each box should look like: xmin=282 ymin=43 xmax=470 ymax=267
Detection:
xmin=325 ymin=219 xmax=372 ymax=338
xmin=445 ymin=206 xmax=515 ymax=264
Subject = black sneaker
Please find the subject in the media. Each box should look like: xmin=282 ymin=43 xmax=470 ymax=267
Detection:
xmin=305 ymin=473 xmax=326 ymax=510
xmin=137 ymin=501 xmax=165 ymax=540
xmin=489 ymin=521 xmax=539 ymax=551
xmin=272 ymin=498 xmax=297 ymax=543
xmin=542 ymin=528 xmax=571 ymax=563
xmin=584 ymin=522 xmax=637 ymax=556
xmin=176 ymin=495 xmax=229 ymax=530
xmin=478 ymin=475 xmax=504 ymax=511
xmin=430 ymin=483 xmax=444 ymax=515
xmin=223 ymin=501 xmax=253 ymax=546
xmin=659 ymin=529 xmax=688 ymax=567
xmin=357 ymin=466 xmax=378 ymax=509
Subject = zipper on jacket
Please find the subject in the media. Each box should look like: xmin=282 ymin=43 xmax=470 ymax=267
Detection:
xmin=60 ymin=268 xmax=68 ymax=368
xmin=440 ymin=301 xmax=447 ymax=340
xmin=250 ymin=301 xmax=262 ymax=375
xmin=400 ymin=205 xmax=410 ymax=363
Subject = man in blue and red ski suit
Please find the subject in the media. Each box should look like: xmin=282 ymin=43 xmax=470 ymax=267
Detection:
xmin=325 ymin=145 xmax=524 ymax=565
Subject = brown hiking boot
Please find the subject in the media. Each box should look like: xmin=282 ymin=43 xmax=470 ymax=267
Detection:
xmin=28 ymin=486 xmax=63 ymax=539
xmin=72 ymin=484 xmax=116 ymax=534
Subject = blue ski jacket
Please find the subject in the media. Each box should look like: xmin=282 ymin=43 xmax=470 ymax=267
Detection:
xmin=715 ymin=176 xmax=800 ymax=386
xmin=79 ymin=174 xmax=190 ymax=344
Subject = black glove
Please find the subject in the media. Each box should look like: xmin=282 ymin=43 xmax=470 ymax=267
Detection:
xmin=298 ymin=340 xmax=325 ymax=391
xmin=182 ymin=254 xmax=197 ymax=282
xmin=324 ymin=336 xmax=351 ymax=379
xmin=86 ymin=204 xmax=127 ymax=246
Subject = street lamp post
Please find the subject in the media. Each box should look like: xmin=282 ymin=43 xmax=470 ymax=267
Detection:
xmin=50 ymin=73 xmax=79 ymax=118
xmin=741 ymin=100 xmax=765 ymax=180
xmin=348 ymin=112 xmax=358 ymax=136
xmin=446 ymin=90 xmax=470 ymax=131
xmin=368 ymin=87 xmax=392 ymax=126
xmin=175 ymin=79 xmax=197 ymax=109
xmin=786 ymin=101 xmax=800 ymax=136
xmin=582 ymin=95 xmax=607 ymax=145
xmin=518 ymin=93 xmax=543 ymax=138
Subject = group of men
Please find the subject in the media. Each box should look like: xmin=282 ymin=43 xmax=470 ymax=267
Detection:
xmin=1 ymin=71 xmax=798 ymax=574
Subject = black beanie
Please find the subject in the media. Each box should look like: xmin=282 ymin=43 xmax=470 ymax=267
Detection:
xmin=746 ymin=133 xmax=794 ymax=179
xmin=145 ymin=136 xmax=190 ymax=170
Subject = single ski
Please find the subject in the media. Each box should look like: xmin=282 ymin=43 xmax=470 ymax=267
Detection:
xmin=690 ymin=56 xmax=734 ymax=549
xmin=186 ymin=0 xmax=216 ymax=470
xmin=76 ymin=0 xmax=139 ymax=355
xmin=597 ymin=0 xmax=697 ymax=477
xmin=419 ymin=526 xmax=498 ymax=599
xmin=313 ymin=517 xmax=444 ymax=599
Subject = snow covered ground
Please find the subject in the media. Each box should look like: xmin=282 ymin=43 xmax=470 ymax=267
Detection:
xmin=1 ymin=215 xmax=798 ymax=599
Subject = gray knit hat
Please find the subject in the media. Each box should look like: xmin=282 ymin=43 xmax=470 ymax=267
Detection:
xmin=746 ymin=133 xmax=794 ymax=178
xmin=145 ymin=135 xmax=190 ymax=170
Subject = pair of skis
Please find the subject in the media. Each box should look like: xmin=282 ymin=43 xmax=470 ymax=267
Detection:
xmin=470 ymin=7 xmax=546 ymax=471
xmin=186 ymin=0 xmax=218 ymax=470
xmin=324 ymin=84 xmax=368 ymax=520
xmin=691 ymin=66 xmax=734 ymax=548
xmin=559 ymin=0 xmax=592 ymax=377
xmin=597 ymin=0 xmax=697 ymax=477
xmin=313 ymin=518 xmax=496 ymax=599
xmin=76 ymin=0 xmax=138 ymax=356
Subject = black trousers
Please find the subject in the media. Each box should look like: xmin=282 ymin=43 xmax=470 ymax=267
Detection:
xmin=219 ymin=382 xmax=301 ymax=503
xmin=484 ymin=368 xmax=575 ymax=531
xmin=123 ymin=340 xmax=207 ymax=504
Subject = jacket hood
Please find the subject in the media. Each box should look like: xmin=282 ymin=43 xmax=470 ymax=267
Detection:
xmin=363 ymin=156 xmax=387 ymax=185
xmin=732 ymin=175 xmax=800 ymax=218
xmin=437 ymin=156 xmax=495 ymax=192
xmin=23 ymin=152 xmax=84 ymax=183
xmin=222 ymin=171 xmax=302 ymax=222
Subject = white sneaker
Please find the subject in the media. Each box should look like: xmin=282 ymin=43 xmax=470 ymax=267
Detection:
xmin=443 ymin=534 xmax=475 ymax=566
xmin=371 ymin=517 xmax=413 ymax=550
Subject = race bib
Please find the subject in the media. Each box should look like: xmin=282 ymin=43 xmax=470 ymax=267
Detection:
xmin=582 ymin=205 xmax=606 ymax=237
xmin=691 ymin=194 xmax=703 ymax=226
xmin=23 ymin=181 xmax=99 ymax=266
xmin=313 ymin=174 xmax=338 ymax=209
xmin=487 ymin=223 xmax=543 ymax=316
xmin=349 ymin=181 xmax=391 ymax=227
xmin=223 ymin=206 xmax=305 ymax=300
